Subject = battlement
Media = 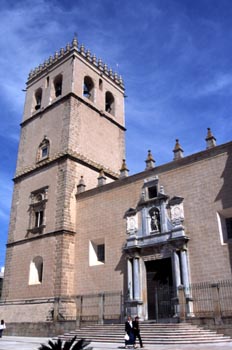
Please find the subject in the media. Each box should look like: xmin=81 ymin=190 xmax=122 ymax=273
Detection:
xmin=28 ymin=36 xmax=124 ymax=89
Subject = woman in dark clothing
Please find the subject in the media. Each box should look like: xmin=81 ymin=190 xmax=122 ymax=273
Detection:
xmin=133 ymin=316 xmax=143 ymax=348
xmin=125 ymin=316 xmax=135 ymax=348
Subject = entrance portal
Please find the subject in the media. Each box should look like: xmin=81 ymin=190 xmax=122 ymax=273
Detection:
xmin=146 ymin=258 xmax=174 ymax=321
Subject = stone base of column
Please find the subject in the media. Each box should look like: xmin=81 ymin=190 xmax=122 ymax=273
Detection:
xmin=124 ymin=299 xmax=143 ymax=319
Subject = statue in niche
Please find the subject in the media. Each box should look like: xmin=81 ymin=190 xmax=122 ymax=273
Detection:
xmin=150 ymin=208 xmax=160 ymax=232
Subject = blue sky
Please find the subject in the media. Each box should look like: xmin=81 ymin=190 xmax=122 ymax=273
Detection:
xmin=1 ymin=0 xmax=232 ymax=267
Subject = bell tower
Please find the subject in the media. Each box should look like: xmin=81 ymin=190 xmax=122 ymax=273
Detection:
xmin=2 ymin=37 xmax=125 ymax=321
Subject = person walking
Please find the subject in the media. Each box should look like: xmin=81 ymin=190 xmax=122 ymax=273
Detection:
xmin=133 ymin=316 xmax=143 ymax=348
xmin=0 ymin=320 xmax=6 ymax=338
xmin=124 ymin=315 xmax=135 ymax=348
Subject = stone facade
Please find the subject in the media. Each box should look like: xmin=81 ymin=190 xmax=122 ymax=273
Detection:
xmin=1 ymin=37 xmax=232 ymax=335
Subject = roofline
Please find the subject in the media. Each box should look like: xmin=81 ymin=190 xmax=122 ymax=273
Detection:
xmin=76 ymin=140 xmax=232 ymax=198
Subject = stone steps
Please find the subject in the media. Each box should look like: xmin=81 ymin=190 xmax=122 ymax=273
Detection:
xmin=56 ymin=322 xmax=232 ymax=344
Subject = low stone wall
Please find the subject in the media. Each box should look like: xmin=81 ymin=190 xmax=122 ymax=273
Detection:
xmin=0 ymin=300 xmax=53 ymax=322
xmin=3 ymin=321 xmax=77 ymax=337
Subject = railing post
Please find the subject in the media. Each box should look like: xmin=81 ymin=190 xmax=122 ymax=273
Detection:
xmin=99 ymin=293 xmax=104 ymax=324
xmin=76 ymin=295 xmax=82 ymax=328
xmin=53 ymin=297 xmax=59 ymax=322
xmin=120 ymin=291 xmax=124 ymax=323
xmin=211 ymin=283 xmax=222 ymax=325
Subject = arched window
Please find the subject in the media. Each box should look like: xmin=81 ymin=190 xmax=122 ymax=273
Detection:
xmin=105 ymin=91 xmax=115 ymax=115
xmin=36 ymin=136 xmax=50 ymax=162
xmin=29 ymin=256 xmax=43 ymax=285
xmin=27 ymin=187 xmax=48 ymax=236
xmin=53 ymin=74 xmax=63 ymax=97
xmin=83 ymin=76 xmax=94 ymax=102
xmin=34 ymin=88 xmax=42 ymax=110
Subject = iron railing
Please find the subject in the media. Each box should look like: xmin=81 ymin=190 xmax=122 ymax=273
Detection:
xmin=76 ymin=291 xmax=123 ymax=325
xmin=181 ymin=280 xmax=232 ymax=319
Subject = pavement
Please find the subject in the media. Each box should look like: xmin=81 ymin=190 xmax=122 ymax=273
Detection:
xmin=0 ymin=337 xmax=232 ymax=350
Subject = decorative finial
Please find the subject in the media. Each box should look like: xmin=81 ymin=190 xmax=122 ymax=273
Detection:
xmin=205 ymin=128 xmax=216 ymax=149
xmin=173 ymin=139 xmax=184 ymax=160
xmin=80 ymin=44 xmax=85 ymax=55
xmin=86 ymin=49 xmax=91 ymax=60
xmin=120 ymin=159 xmax=129 ymax=178
xmin=72 ymin=34 xmax=78 ymax=48
xmin=103 ymin=64 xmax=108 ymax=73
xmin=92 ymin=54 xmax=97 ymax=65
xmin=119 ymin=76 xmax=124 ymax=86
xmin=109 ymin=68 xmax=113 ymax=78
xmin=97 ymin=169 xmax=106 ymax=186
xmin=76 ymin=176 xmax=86 ymax=194
xmin=145 ymin=150 xmax=155 ymax=170
xmin=98 ymin=58 xmax=103 ymax=69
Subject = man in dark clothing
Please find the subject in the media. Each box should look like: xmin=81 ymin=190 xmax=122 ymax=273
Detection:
xmin=133 ymin=316 xmax=143 ymax=348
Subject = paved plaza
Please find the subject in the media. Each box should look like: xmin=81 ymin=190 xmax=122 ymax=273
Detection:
xmin=0 ymin=337 xmax=232 ymax=350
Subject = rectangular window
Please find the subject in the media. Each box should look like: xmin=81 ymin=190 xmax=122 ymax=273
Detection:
xmin=226 ymin=218 xmax=232 ymax=240
xmin=148 ymin=185 xmax=157 ymax=199
xmin=42 ymin=146 xmax=48 ymax=158
xmin=35 ymin=210 xmax=44 ymax=227
xmin=89 ymin=240 xmax=105 ymax=266
xmin=97 ymin=244 xmax=105 ymax=263
xmin=217 ymin=210 xmax=232 ymax=244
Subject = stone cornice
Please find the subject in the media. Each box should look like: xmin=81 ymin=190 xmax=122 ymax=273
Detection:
xmin=6 ymin=229 xmax=76 ymax=248
xmin=14 ymin=149 xmax=119 ymax=182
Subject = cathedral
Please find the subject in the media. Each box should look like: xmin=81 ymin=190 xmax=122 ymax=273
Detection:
xmin=1 ymin=37 xmax=232 ymax=336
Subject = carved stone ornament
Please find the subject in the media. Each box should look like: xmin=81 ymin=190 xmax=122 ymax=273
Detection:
xmin=126 ymin=215 xmax=138 ymax=234
xmin=170 ymin=202 xmax=184 ymax=225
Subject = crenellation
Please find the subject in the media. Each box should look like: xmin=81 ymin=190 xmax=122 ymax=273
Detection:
xmin=27 ymin=37 xmax=124 ymax=89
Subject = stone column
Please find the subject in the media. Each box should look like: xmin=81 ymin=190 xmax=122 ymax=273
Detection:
xmin=180 ymin=250 xmax=190 ymax=292
xmin=133 ymin=257 xmax=140 ymax=300
xmin=172 ymin=250 xmax=181 ymax=289
xmin=127 ymin=258 xmax=133 ymax=299
xmin=171 ymin=250 xmax=181 ymax=317
xmin=180 ymin=249 xmax=194 ymax=316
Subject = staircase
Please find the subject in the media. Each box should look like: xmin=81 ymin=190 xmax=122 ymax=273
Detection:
xmin=57 ymin=322 xmax=232 ymax=344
